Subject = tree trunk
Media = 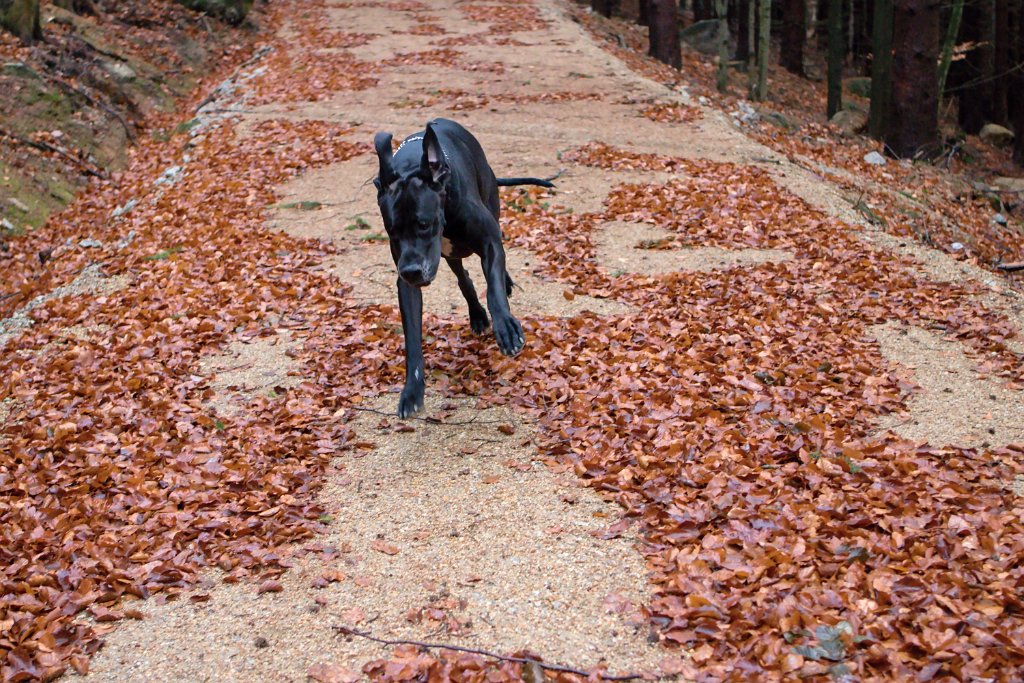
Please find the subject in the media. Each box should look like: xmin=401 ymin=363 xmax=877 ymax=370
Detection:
xmin=888 ymin=0 xmax=941 ymax=158
xmin=0 ymin=0 xmax=41 ymax=43
xmin=994 ymin=0 xmax=1010 ymax=123
xmin=753 ymin=0 xmax=770 ymax=99
xmin=175 ymin=0 xmax=253 ymax=25
xmin=1013 ymin=0 xmax=1024 ymax=163
xmin=956 ymin=3 xmax=992 ymax=133
xmin=936 ymin=0 xmax=964 ymax=108
xmin=869 ymin=0 xmax=893 ymax=138
xmin=53 ymin=0 xmax=98 ymax=14
xmin=694 ymin=0 xmax=715 ymax=20
xmin=639 ymin=0 xmax=652 ymax=25
xmin=805 ymin=0 xmax=818 ymax=45
xmin=747 ymin=0 xmax=758 ymax=95
xmin=591 ymin=0 xmax=615 ymax=17
xmin=827 ymin=0 xmax=843 ymax=117
xmin=780 ymin=0 xmax=806 ymax=74
xmin=716 ymin=0 xmax=730 ymax=90
xmin=648 ymin=0 xmax=682 ymax=68
xmin=736 ymin=0 xmax=750 ymax=61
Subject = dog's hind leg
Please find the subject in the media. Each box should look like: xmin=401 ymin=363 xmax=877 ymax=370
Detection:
xmin=446 ymin=257 xmax=489 ymax=334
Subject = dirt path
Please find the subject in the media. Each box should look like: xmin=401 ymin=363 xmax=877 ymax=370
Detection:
xmin=2 ymin=0 xmax=1021 ymax=680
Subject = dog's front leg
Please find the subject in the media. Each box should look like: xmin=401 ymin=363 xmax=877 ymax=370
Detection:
xmin=396 ymin=277 xmax=426 ymax=417
xmin=480 ymin=242 xmax=524 ymax=356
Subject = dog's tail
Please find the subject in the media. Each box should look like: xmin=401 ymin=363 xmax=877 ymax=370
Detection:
xmin=496 ymin=176 xmax=556 ymax=188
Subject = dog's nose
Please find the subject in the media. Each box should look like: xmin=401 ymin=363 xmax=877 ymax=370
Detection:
xmin=399 ymin=265 xmax=427 ymax=286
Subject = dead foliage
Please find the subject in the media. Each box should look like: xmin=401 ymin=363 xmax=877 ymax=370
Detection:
xmin=2 ymin=0 xmax=1023 ymax=681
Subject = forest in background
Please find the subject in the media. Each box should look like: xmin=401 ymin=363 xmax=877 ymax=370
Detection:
xmin=591 ymin=0 xmax=1024 ymax=165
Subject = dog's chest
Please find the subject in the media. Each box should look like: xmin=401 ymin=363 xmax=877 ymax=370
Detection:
xmin=440 ymin=236 xmax=472 ymax=259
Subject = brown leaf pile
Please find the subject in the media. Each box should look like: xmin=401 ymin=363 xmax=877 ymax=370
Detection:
xmin=639 ymin=102 xmax=704 ymax=124
xmin=392 ymin=88 xmax=602 ymax=112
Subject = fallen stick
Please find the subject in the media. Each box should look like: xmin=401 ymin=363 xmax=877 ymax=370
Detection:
xmin=348 ymin=405 xmax=509 ymax=426
xmin=0 ymin=126 xmax=107 ymax=179
xmin=332 ymin=625 xmax=646 ymax=681
xmin=997 ymin=262 xmax=1024 ymax=272
xmin=49 ymin=75 xmax=136 ymax=144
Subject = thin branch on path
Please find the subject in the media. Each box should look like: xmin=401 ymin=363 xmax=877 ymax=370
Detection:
xmin=348 ymin=405 xmax=513 ymax=426
xmin=0 ymin=127 xmax=108 ymax=179
xmin=997 ymin=262 xmax=1024 ymax=272
xmin=49 ymin=75 xmax=137 ymax=144
xmin=331 ymin=625 xmax=647 ymax=681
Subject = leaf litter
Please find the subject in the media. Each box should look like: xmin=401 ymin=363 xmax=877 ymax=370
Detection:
xmin=1 ymin=0 xmax=1023 ymax=681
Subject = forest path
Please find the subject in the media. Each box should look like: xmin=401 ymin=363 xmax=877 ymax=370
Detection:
xmin=42 ymin=0 xmax=1024 ymax=680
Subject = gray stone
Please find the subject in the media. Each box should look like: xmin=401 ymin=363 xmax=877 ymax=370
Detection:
xmin=680 ymin=19 xmax=724 ymax=55
xmin=993 ymin=213 xmax=1007 ymax=225
xmin=79 ymin=238 xmax=103 ymax=248
xmin=2 ymin=61 xmax=39 ymax=80
xmin=116 ymin=230 xmax=136 ymax=250
xmin=830 ymin=108 xmax=868 ymax=135
xmin=863 ymin=151 xmax=887 ymax=166
xmin=760 ymin=110 xmax=793 ymax=130
xmin=979 ymin=123 xmax=1014 ymax=147
xmin=101 ymin=59 xmax=137 ymax=83
xmin=154 ymin=166 xmax=183 ymax=186
xmin=993 ymin=176 xmax=1024 ymax=193
xmin=1 ymin=218 xmax=14 ymax=232
xmin=112 ymin=198 xmax=138 ymax=217
xmin=7 ymin=197 xmax=29 ymax=213
xmin=844 ymin=77 xmax=872 ymax=99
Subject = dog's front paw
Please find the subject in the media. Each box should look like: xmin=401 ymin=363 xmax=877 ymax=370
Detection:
xmin=469 ymin=307 xmax=490 ymax=335
xmin=494 ymin=316 xmax=525 ymax=356
xmin=397 ymin=383 xmax=425 ymax=418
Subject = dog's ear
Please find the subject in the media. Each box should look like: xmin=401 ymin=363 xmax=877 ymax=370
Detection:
xmin=373 ymin=132 xmax=396 ymax=191
xmin=421 ymin=124 xmax=450 ymax=187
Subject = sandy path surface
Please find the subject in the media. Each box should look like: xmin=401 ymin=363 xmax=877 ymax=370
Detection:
xmin=59 ymin=0 xmax=1024 ymax=680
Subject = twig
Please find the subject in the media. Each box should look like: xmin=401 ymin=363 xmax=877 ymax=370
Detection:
xmin=997 ymin=262 xmax=1024 ymax=272
xmin=348 ymin=405 xmax=508 ymax=426
xmin=49 ymin=75 xmax=136 ymax=144
xmin=0 ymin=126 xmax=107 ymax=179
xmin=332 ymin=625 xmax=646 ymax=681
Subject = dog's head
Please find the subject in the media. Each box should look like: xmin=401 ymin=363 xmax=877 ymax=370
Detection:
xmin=373 ymin=123 xmax=450 ymax=288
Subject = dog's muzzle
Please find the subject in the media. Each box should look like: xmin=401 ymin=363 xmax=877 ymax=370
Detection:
xmin=399 ymin=263 xmax=433 ymax=287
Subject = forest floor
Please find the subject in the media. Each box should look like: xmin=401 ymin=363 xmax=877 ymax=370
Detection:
xmin=1 ymin=0 xmax=1023 ymax=681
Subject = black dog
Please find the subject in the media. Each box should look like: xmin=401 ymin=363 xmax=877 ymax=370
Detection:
xmin=373 ymin=118 xmax=553 ymax=417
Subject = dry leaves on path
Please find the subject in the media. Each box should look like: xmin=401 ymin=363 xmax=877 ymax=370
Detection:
xmin=2 ymin=0 xmax=1023 ymax=681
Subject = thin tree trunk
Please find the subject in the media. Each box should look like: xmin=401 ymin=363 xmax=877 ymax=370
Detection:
xmin=736 ymin=0 xmax=750 ymax=61
xmin=648 ymin=0 xmax=682 ymax=68
xmin=1013 ymin=0 xmax=1024 ymax=164
xmin=781 ymin=0 xmax=806 ymax=74
xmin=827 ymin=0 xmax=843 ymax=117
xmin=869 ymin=0 xmax=893 ymax=138
xmin=994 ymin=0 xmax=1010 ymax=123
xmin=716 ymin=0 xmax=730 ymax=90
xmin=805 ymin=0 xmax=817 ymax=45
xmin=591 ymin=0 xmax=615 ymax=17
xmin=639 ymin=0 xmax=651 ymax=25
xmin=0 ymin=0 xmax=41 ymax=43
xmin=754 ymin=0 xmax=770 ymax=100
xmin=748 ymin=0 xmax=758 ymax=95
xmin=937 ymin=0 xmax=964 ymax=108
xmin=694 ymin=0 xmax=715 ymax=20
xmin=888 ymin=0 xmax=941 ymax=158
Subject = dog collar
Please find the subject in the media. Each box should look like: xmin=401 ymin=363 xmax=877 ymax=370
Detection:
xmin=395 ymin=134 xmax=450 ymax=161
xmin=395 ymin=135 xmax=424 ymax=154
